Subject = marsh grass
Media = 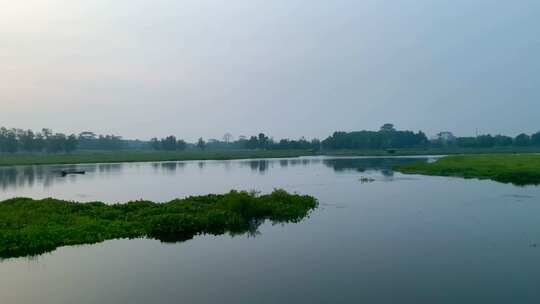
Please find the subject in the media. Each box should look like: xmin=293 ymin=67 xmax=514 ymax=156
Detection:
xmin=397 ymin=154 xmax=540 ymax=186
xmin=0 ymin=190 xmax=317 ymax=259
xmin=0 ymin=150 xmax=313 ymax=167
xmin=3 ymin=147 xmax=540 ymax=167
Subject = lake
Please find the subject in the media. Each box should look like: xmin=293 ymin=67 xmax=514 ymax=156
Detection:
xmin=1 ymin=156 xmax=540 ymax=303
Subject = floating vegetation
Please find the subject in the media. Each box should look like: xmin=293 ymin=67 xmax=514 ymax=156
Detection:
xmin=397 ymin=154 xmax=540 ymax=186
xmin=0 ymin=190 xmax=318 ymax=259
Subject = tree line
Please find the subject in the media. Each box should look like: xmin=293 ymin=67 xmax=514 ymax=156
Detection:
xmin=321 ymin=124 xmax=540 ymax=150
xmin=2 ymin=124 xmax=540 ymax=153
xmin=0 ymin=128 xmax=130 ymax=153
xmin=148 ymin=133 xmax=321 ymax=151
xmin=433 ymin=133 xmax=540 ymax=148
xmin=321 ymin=124 xmax=429 ymax=150
xmin=149 ymin=136 xmax=188 ymax=151
xmin=0 ymin=128 xmax=78 ymax=153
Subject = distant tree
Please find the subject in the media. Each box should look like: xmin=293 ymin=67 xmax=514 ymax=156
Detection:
xmin=493 ymin=135 xmax=513 ymax=146
xmin=176 ymin=139 xmax=187 ymax=150
xmin=18 ymin=130 xmax=35 ymax=152
xmin=532 ymin=132 xmax=540 ymax=146
xmin=161 ymin=136 xmax=177 ymax=151
xmin=33 ymin=133 xmax=45 ymax=152
xmin=150 ymin=138 xmax=160 ymax=150
xmin=258 ymin=133 xmax=269 ymax=149
xmin=41 ymin=128 xmax=53 ymax=140
xmin=197 ymin=138 xmax=206 ymax=150
xmin=476 ymin=134 xmax=495 ymax=148
xmin=514 ymin=133 xmax=531 ymax=146
xmin=65 ymin=134 xmax=79 ymax=153
xmin=311 ymin=138 xmax=321 ymax=151
xmin=246 ymin=136 xmax=259 ymax=149
xmin=45 ymin=133 xmax=66 ymax=153
xmin=456 ymin=137 xmax=477 ymax=148
xmin=380 ymin=123 xmax=396 ymax=132
xmin=1 ymin=129 xmax=18 ymax=153
xmin=77 ymin=132 xmax=125 ymax=150
xmin=322 ymin=127 xmax=427 ymax=150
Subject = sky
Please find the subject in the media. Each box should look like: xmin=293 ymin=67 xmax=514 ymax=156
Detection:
xmin=1 ymin=0 xmax=539 ymax=141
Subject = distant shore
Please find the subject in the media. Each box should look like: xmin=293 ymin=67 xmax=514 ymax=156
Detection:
xmin=0 ymin=147 xmax=540 ymax=167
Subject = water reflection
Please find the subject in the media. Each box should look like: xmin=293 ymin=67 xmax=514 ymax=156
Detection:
xmin=0 ymin=164 xmax=123 ymax=191
xmin=154 ymin=218 xmax=264 ymax=245
xmin=3 ymin=156 xmax=540 ymax=304
xmin=322 ymin=157 xmax=426 ymax=173
xmin=248 ymin=160 xmax=269 ymax=173
xmin=98 ymin=163 xmax=122 ymax=173
xmin=239 ymin=157 xmax=430 ymax=175
xmin=0 ymin=157 xmax=433 ymax=192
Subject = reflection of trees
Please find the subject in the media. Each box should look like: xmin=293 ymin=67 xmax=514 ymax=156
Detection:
xmin=322 ymin=158 xmax=429 ymax=173
xmin=249 ymin=160 xmax=269 ymax=173
xmin=223 ymin=160 xmax=232 ymax=172
xmin=0 ymin=158 xmax=432 ymax=193
xmin=98 ymin=163 xmax=122 ymax=173
xmin=0 ymin=166 xmax=64 ymax=190
xmin=242 ymin=158 xmax=320 ymax=173
xmin=156 ymin=218 xmax=265 ymax=244
xmin=161 ymin=162 xmax=178 ymax=172
xmin=0 ymin=163 xmax=124 ymax=191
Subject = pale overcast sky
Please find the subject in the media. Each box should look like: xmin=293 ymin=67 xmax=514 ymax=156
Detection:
xmin=1 ymin=0 xmax=539 ymax=141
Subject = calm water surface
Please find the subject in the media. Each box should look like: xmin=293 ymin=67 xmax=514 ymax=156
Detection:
xmin=1 ymin=156 xmax=540 ymax=303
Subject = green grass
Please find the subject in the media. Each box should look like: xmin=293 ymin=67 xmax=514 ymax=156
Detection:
xmin=0 ymin=190 xmax=318 ymax=259
xmin=397 ymin=154 xmax=540 ymax=185
xmin=322 ymin=146 xmax=540 ymax=157
xmin=0 ymin=150 xmax=314 ymax=167
xmin=3 ymin=147 xmax=540 ymax=167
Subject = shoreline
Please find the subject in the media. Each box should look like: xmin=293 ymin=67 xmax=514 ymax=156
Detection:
xmin=0 ymin=148 xmax=539 ymax=167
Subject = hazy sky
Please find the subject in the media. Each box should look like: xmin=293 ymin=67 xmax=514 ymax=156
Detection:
xmin=1 ymin=0 xmax=539 ymax=141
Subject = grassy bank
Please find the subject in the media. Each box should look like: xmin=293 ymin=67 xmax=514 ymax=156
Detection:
xmin=2 ymin=147 xmax=540 ymax=167
xmin=322 ymin=146 xmax=540 ymax=157
xmin=0 ymin=150 xmax=314 ymax=167
xmin=0 ymin=190 xmax=318 ymax=259
xmin=397 ymin=154 xmax=540 ymax=185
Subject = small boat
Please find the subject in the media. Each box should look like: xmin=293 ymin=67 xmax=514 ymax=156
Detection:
xmin=60 ymin=170 xmax=86 ymax=176
xmin=359 ymin=176 xmax=375 ymax=183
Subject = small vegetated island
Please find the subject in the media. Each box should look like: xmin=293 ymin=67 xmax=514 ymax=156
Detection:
xmin=0 ymin=190 xmax=317 ymax=259
xmin=397 ymin=154 xmax=540 ymax=186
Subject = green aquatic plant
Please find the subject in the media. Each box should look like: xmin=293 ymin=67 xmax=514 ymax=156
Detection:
xmin=397 ymin=154 xmax=540 ymax=186
xmin=0 ymin=190 xmax=317 ymax=259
